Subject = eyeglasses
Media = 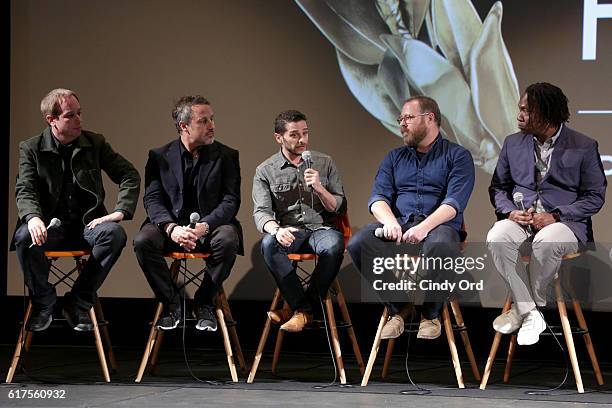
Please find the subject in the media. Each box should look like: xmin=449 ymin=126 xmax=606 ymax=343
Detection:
xmin=396 ymin=112 xmax=431 ymax=125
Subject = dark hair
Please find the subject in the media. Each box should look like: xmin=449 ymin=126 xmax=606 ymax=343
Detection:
xmin=525 ymin=82 xmax=570 ymax=127
xmin=172 ymin=95 xmax=210 ymax=133
xmin=274 ymin=110 xmax=307 ymax=134
xmin=404 ymin=95 xmax=441 ymax=126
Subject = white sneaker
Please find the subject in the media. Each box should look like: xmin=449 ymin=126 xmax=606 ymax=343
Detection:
xmin=492 ymin=305 xmax=522 ymax=334
xmin=517 ymin=309 xmax=546 ymax=346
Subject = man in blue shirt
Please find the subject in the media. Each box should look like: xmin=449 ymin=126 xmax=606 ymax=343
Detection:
xmin=348 ymin=96 xmax=475 ymax=340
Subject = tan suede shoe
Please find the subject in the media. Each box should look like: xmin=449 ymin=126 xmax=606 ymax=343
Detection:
xmin=280 ymin=311 xmax=313 ymax=332
xmin=267 ymin=308 xmax=292 ymax=325
xmin=417 ymin=318 xmax=441 ymax=339
xmin=381 ymin=315 xmax=405 ymax=339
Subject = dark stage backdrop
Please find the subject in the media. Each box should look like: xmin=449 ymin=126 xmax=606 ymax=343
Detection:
xmin=7 ymin=1 xmax=612 ymax=307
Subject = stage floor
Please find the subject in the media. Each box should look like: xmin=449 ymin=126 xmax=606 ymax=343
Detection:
xmin=1 ymin=345 xmax=611 ymax=407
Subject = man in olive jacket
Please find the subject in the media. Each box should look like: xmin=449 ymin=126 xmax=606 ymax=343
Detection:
xmin=13 ymin=88 xmax=140 ymax=332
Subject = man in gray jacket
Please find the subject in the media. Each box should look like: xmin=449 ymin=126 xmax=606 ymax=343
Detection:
xmin=13 ymin=88 xmax=140 ymax=332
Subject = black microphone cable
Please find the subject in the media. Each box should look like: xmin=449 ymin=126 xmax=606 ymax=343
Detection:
xmin=301 ymin=155 xmax=346 ymax=389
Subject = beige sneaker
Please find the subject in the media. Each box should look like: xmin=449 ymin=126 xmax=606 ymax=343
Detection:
xmin=280 ymin=311 xmax=313 ymax=332
xmin=381 ymin=315 xmax=405 ymax=339
xmin=267 ymin=308 xmax=292 ymax=325
xmin=417 ymin=318 xmax=441 ymax=339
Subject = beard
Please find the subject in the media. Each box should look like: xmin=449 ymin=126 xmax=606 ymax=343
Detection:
xmin=402 ymin=125 xmax=427 ymax=147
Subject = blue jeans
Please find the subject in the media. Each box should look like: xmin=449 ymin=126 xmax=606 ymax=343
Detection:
xmin=261 ymin=228 xmax=344 ymax=312
xmin=348 ymin=220 xmax=461 ymax=319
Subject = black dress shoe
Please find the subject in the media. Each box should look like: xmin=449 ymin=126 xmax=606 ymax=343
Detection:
xmin=195 ymin=306 xmax=217 ymax=331
xmin=26 ymin=308 xmax=53 ymax=332
xmin=62 ymin=303 xmax=93 ymax=332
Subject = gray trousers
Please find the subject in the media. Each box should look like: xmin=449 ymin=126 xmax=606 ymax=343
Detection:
xmin=486 ymin=219 xmax=578 ymax=316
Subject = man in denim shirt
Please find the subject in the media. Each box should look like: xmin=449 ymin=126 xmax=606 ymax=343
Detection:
xmin=253 ymin=110 xmax=347 ymax=332
xmin=348 ymin=96 xmax=475 ymax=340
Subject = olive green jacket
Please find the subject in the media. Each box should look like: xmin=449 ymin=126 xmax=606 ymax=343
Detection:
xmin=15 ymin=127 xmax=141 ymax=227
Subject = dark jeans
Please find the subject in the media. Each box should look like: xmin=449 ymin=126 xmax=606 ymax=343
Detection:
xmin=133 ymin=223 xmax=239 ymax=310
xmin=348 ymin=220 xmax=461 ymax=320
xmin=14 ymin=221 xmax=127 ymax=311
xmin=261 ymin=228 xmax=344 ymax=313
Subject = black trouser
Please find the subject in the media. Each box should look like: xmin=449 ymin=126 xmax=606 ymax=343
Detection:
xmin=133 ymin=223 xmax=239 ymax=310
xmin=260 ymin=228 xmax=344 ymax=313
xmin=348 ymin=220 xmax=461 ymax=320
xmin=14 ymin=221 xmax=127 ymax=311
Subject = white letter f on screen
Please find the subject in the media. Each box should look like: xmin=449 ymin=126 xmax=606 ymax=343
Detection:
xmin=583 ymin=0 xmax=612 ymax=60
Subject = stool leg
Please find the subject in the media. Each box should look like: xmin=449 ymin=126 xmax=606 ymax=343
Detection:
xmin=271 ymin=314 xmax=286 ymax=375
xmin=503 ymin=334 xmax=517 ymax=383
xmin=571 ymin=296 xmax=604 ymax=385
xmin=6 ymin=302 xmax=33 ymax=383
xmin=450 ymin=300 xmax=481 ymax=381
xmin=381 ymin=338 xmax=395 ymax=379
xmin=324 ymin=295 xmax=346 ymax=384
xmin=361 ymin=307 xmax=388 ymax=386
xmin=219 ymin=289 xmax=247 ymax=372
xmin=555 ymin=280 xmax=584 ymax=393
xmin=442 ymin=303 xmax=464 ymax=388
xmin=94 ymin=296 xmax=117 ymax=371
xmin=332 ymin=279 xmax=364 ymax=375
xmin=216 ymin=301 xmax=239 ymax=382
xmin=135 ymin=302 xmax=164 ymax=383
xmin=247 ymin=288 xmax=282 ymax=383
xmin=480 ymin=297 xmax=512 ymax=390
xmin=89 ymin=307 xmax=110 ymax=382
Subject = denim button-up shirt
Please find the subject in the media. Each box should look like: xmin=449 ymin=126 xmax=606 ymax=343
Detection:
xmin=253 ymin=150 xmax=346 ymax=232
xmin=368 ymin=136 xmax=475 ymax=232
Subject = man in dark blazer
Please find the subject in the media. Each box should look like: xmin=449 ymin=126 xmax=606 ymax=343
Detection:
xmin=487 ymin=83 xmax=606 ymax=345
xmin=13 ymin=88 xmax=141 ymax=332
xmin=134 ymin=95 xmax=242 ymax=332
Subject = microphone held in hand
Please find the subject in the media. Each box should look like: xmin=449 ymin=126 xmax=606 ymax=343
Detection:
xmin=513 ymin=192 xmax=533 ymax=234
xmin=302 ymin=150 xmax=312 ymax=169
xmin=374 ymin=227 xmax=384 ymax=238
xmin=189 ymin=212 xmax=200 ymax=229
xmin=29 ymin=218 xmax=61 ymax=248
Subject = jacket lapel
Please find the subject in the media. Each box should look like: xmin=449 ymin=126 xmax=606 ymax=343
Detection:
xmin=167 ymin=139 xmax=184 ymax=190
xmin=541 ymin=126 xmax=567 ymax=185
xmin=197 ymin=141 xmax=220 ymax=200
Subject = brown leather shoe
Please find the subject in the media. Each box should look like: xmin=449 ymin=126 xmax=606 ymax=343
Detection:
xmin=280 ymin=311 xmax=313 ymax=332
xmin=267 ymin=308 xmax=292 ymax=324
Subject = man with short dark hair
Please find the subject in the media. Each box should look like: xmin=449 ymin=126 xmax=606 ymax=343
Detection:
xmin=134 ymin=96 xmax=242 ymax=332
xmin=487 ymin=82 xmax=606 ymax=345
xmin=348 ymin=96 xmax=475 ymax=340
xmin=13 ymin=88 xmax=140 ymax=332
xmin=253 ymin=110 xmax=346 ymax=332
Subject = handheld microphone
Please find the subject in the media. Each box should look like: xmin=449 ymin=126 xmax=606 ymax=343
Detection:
xmin=374 ymin=227 xmax=384 ymax=238
xmin=513 ymin=192 xmax=533 ymax=234
xmin=302 ymin=150 xmax=312 ymax=169
xmin=29 ymin=218 xmax=61 ymax=248
xmin=189 ymin=212 xmax=199 ymax=229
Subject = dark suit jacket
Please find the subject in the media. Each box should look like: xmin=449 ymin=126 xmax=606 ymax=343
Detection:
xmin=143 ymin=138 xmax=243 ymax=254
xmin=489 ymin=125 xmax=606 ymax=243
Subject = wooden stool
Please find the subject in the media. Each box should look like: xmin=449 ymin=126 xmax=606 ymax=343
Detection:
xmin=247 ymin=214 xmax=364 ymax=384
xmin=6 ymin=250 xmax=116 ymax=383
xmin=135 ymin=252 xmax=246 ymax=383
xmin=360 ymin=300 xmax=481 ymax=388
xmin=480 ymin=252 xmax=604 ymax=393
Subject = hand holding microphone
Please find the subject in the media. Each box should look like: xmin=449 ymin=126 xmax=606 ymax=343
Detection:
xmin=374 ymin=221 xmax=403 ymax=244
xmin=302 ymin=151 xmax=322 ymax=192
xmin=511 ymin=192 xmax=534 ymax=234
xmin=28 ymin=217 xmax=61 ymax=247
